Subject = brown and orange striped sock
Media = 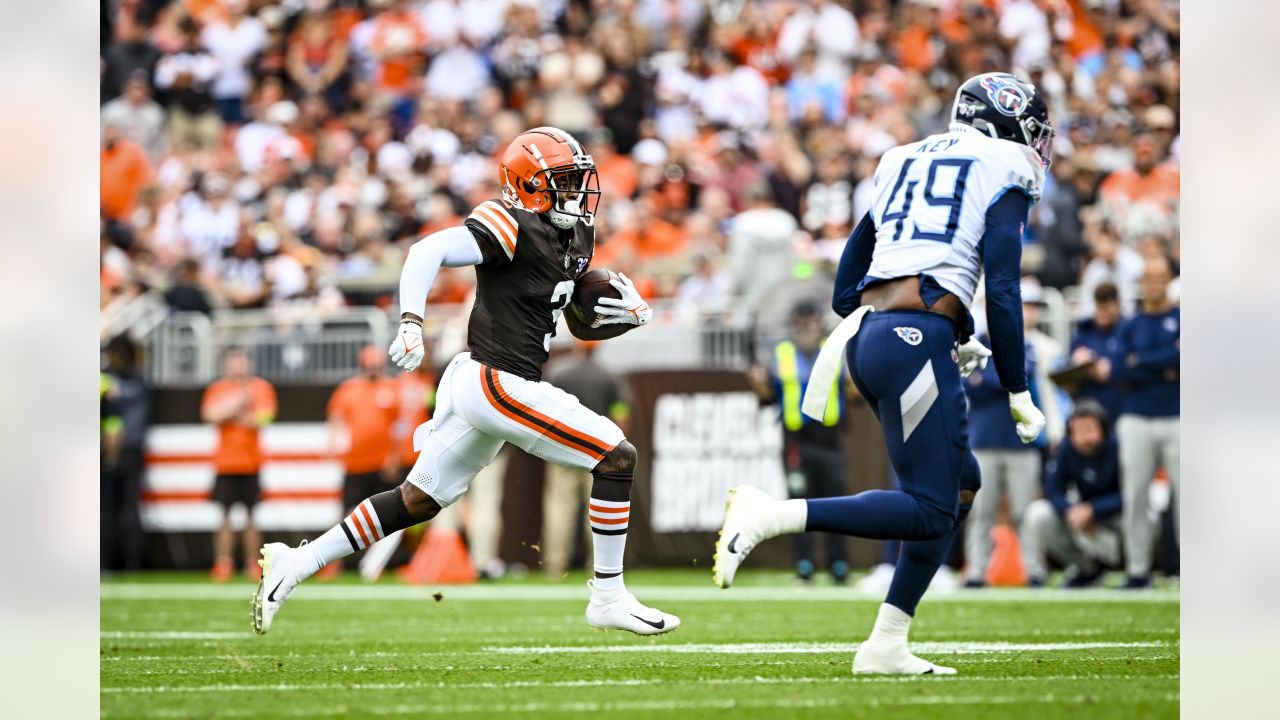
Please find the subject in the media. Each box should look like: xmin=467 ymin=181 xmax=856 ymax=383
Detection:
xmin=303 ymin=488 xmax=414 ymax=578
xmin=589 ymin=471 xmax=631 ymax=591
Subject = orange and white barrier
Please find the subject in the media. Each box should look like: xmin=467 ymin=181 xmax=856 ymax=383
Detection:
xmin=143 ymin=423 xmax=344 ymax=531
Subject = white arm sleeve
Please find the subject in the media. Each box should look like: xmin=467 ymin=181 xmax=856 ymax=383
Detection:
xmin=398 ymin=225 xmax=484 ymax=317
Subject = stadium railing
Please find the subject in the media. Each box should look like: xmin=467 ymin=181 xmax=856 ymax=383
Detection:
xmin=128 ymin=288 xmax=1072 ymax=387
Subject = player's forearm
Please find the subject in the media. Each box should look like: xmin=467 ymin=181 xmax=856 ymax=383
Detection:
xmin=399 ymin=226 xmax=484 ymax=318
xmin=981 ymin=192 xmax=1031 ymax=394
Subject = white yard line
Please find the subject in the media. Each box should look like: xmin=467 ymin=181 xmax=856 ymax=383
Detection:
xmin=101 ymin=583 xmax=1180 ymax=603
xmin=483 ymin=640 xmax=1172 ymax=655
xmin=101 ymin=631 xmax=250 ymax=640
xmin=101 ymin=672 xmax=1178 ymax=695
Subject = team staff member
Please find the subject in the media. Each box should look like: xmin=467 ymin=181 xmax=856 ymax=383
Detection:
xmin=961 ymin=331 xmax=1044 ymax=588
xmin=1066 ymin=283 xmax=1126 ymax=421
xmin=328 ymin=346 xmax=402 ymax=554
xmin=1022 ymin=401 xmax=1124 ymax=587
xmin=202 ymin=347 xmax=277 ymax=582
xmin=1097 ymin=256 xmax=1180 ymax=588
xmin=747 ymin=302 xmax=852 ymax=584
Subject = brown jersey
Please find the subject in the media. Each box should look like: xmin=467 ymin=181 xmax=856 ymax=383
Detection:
xmin=463 ymin=199 xmax=595 ymax=382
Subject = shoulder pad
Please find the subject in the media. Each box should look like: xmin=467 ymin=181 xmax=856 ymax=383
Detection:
xmin=1004 ymin=144 xmax=1045 ymax=204
xmin=468 ymin=200 xmax=519 ymax=260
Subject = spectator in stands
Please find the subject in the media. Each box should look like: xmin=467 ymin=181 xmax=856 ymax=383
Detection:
xmin=1066 ymin=283 xmax=1126 ymax=421
xmin=777 ymin=0 xmax=861 ymax=82
xmin=1035 ymin=158 xmax=1096 ymax=290
xmin=674 ymin=247 xmax=732 ymax=316
xmin=747 ymin=301 xmax=852 ymax=584
xmin=727 ymin=181 xmax=798 ymax=315
xmin=101 ymin=71 xmax=167 ymax=161
xmin=163 ymin=258 xmax=214 ymax=316
xmin=1023 ymin=401 xmax=1124 ymax=588
xmin=1080 ymin=218 xmax=1144 ymax=313
xmin=286 ymin=8 xmax=351 ymax=111
xmin=326 ymin=345 xmax=402 ymax=572
xmin=201 ymin=0 xmax=267 ymax=125
xmin=101 ymin=13 xmax=161 ymax=103
xmin=963 ymin=331 xmax=1044 ymax=588
xmin=154 ymin=17 xmax=221 ymax=151
xmin=101 ymin=336 xmax=150 ymax=573
xmin=100 ymin=120 xmax=153 ymax=222
xmin=542 ymin=342 xmax=631 ymax=579
xmin=1105 ymin=256 xmax=1180 ymax=589
xmin=1099 ymin=133 xmax=1180 ymax=218
xmin=201 ymin=347 xmax=277 ymax=582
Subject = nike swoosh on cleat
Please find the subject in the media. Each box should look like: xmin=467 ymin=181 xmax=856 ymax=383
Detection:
xmin=630 ymin=614 xmax=665 ymax=630
xmin=727 ymin=533 xmax=741 ymax=554
xmin=267 ymin=578 xmax=284 ymax=603
xmin=923 ymin=669 xmax=934 ymax=675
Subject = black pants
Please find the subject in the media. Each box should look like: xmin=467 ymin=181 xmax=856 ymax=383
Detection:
xmin=786 ymin=437 xmax=849 ymax=575
xmin=102 ymin=447 xmax=145 ymax=572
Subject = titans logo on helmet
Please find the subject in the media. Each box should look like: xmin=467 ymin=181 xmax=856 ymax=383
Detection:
xmin=980 ymin=75 xmax=1029 ymax=117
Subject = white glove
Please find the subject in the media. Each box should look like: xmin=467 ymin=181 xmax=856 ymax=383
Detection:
xmin=388 ymin=321 xmax=425 ymax=372
xmin=1008 ymin=390 xmax=1046 ymax=444
xmin=593 ymin=272 xmax=652 ymax=327
xmin=956 ymin=337 xmax=992 ymax=378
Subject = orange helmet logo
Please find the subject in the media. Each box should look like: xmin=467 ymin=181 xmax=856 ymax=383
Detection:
xmin=498 ymin=127 xmax=600 ymax=228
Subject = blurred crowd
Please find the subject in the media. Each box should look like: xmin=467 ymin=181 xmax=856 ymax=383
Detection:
xmin=101 ymin=0 xmax=1180 ymax=325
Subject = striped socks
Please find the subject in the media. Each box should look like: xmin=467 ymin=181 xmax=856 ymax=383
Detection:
xmin=589 ymin=471 xmax=632 ymax=591
xmin=304 ymin=488 xmax=415 ymax=578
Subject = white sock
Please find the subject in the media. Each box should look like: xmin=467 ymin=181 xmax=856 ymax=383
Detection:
xmin=866 ymin=602 xmax=912 ymax=646
xmin=302 ymin=524 xmax=353 ymax=579
xmin=304 ymin=498 xmax=385 ymax=579
xmin=773 ymin=499 xmax=809 ymax=536
xmin=589 ymin=498 xmax=629 ymax=591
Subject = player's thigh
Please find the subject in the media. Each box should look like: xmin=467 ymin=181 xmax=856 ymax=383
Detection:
xmin=404 ymin=412 xmax=505 ymax=508
xmin=455 ymin=360 xmax=623 ymax=471
xmin=855 ymin=313 xmax=969 ymax=515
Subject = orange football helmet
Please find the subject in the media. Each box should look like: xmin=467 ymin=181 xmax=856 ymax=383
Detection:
xmin=498 ymin=127 xmax=600 ymax=229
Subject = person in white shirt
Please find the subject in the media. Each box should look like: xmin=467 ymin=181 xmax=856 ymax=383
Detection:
xmin=201 ymin=0 xmax=267 ymax=124
xmin=777 ymin=0 xmax=860 ymax=82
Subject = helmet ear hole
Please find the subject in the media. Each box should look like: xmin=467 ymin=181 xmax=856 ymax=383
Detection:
xmin=523 ymin=180 xmax=538 ymax=194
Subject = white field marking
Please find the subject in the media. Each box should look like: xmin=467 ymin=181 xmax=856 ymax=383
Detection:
xmin=108 ymin=693 xmax=1181 ymax=718
xmin=483 ymin=640 xmax=1172 ymax=655
xmin=100 ymin=582 xmax=1180 ymax=603
xmin=101 ymin=631 xmax=250 ymax=640
xmin=101 ymin=673 xmax=1178 ymax=694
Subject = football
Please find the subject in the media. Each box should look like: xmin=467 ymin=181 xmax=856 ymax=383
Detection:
xmin=569 ymin=268 xmax=621 ymax=327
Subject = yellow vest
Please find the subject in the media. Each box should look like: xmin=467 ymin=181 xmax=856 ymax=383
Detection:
xmin=775 ymin=340 xmax=840 ymax=431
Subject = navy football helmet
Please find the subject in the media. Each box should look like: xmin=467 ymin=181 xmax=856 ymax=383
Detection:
xmin=952 ymin=72 xmax=1054 ymax=167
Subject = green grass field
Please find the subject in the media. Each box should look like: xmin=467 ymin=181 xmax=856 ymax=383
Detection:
xmin=101 ymin=570 xmax=1179 ymax=719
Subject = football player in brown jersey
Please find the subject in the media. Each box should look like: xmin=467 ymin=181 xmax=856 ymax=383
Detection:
xmin=254 ymin=128 xmax=679 ymax=637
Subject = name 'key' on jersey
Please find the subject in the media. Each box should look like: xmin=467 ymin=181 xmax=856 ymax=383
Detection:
xmin=866 ymin=73 xmax=1048 ymax=307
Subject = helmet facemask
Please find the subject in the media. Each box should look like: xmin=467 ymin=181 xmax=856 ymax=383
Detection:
xmin=543 ymin=163 xmax=600 ymax=229
xmin=1022 ymin=116 xmax=1055 ymax=169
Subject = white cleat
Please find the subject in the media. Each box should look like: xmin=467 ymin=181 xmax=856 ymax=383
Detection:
xmin=251 ymin=542 xmax=305 ymax=635
xmin=852 ymin=640 xmax=957 ymax=675
xmin=585 ymin=581 xmax=680 ymax=635
xmin=714 ymin=485 xmax=791 ymax=589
